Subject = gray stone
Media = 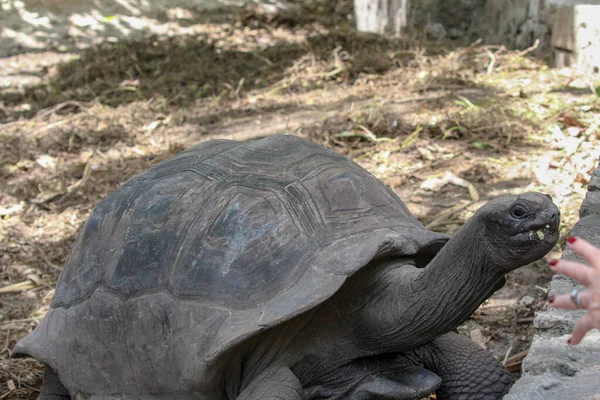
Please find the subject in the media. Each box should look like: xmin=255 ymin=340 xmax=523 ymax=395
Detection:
xmin=533 ymin=304 xmax=585 ymax=333
xmin=580 ymin=191 xmax=600 ymax=217
xmin=505 ymin=333 xmax=600 ymax=400
xmin=519 ymin=295 xmax=535 ymax=306
xmin=568 ymin=214 xmax=600 ymax=249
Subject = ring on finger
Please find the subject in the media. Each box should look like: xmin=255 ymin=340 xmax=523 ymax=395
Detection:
xmin=570 ymin=289 xmax=584 ymax=309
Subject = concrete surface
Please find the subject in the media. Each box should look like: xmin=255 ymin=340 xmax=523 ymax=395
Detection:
xmin=552 ymin=5 xmax=600 ymax=74
xmin=407 ymin=0 xmax=600 ymax=56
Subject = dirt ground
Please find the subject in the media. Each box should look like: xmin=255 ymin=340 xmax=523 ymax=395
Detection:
xmin=1 ymin=1 xmax=599 ymax=398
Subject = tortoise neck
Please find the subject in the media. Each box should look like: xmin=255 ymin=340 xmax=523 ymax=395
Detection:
xmin=409 ymin=220 xmax=503 ymax=344
xmin=362 ymin=219 xmax=505 ymax=354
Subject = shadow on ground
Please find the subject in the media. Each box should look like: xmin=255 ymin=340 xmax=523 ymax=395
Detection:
xmin=1 ymin=29 xmax=430 ymax=123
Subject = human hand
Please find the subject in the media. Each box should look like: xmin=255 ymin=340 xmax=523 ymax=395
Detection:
xmin=549 ymin=236 xmax=600 ymax=345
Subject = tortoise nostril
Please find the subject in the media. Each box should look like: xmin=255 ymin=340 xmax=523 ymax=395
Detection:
xmin=551 ymin=212 xmax=559 ymax=222
xmin=545 ymin=194 xmax=553 ymax=201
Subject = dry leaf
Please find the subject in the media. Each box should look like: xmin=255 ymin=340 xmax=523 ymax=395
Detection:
xmin=417 ymin=147 xmax=436 ymax=161
xmin=0 ymin=280 xmax=38 ymax=293
xmin=505 ymin=361 xmax=522 ymax=374
xmin=444 ymin=172 xmax=480 ymax=201
xmin=7 ymin=379 xmax=16 ymax=391
xmin=559 ymin=114 xmax=585 ymax=128
xmin=469 ymin=328 xmax=488 ymax=350
xmin=421 ymin=177 xmax=447 ymax=192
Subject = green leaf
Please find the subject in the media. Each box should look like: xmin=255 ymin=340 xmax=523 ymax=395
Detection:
xmin=471 ymin=141 xmax=493 ymax=150
xmin=594 ymin=86 xmax=600 ymax=97
xmin=101 ymin=15 xmax=118 ymax=22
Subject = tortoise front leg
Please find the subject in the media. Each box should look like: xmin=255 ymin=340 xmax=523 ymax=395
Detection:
xmin=415 ymin=332 xmax=514 ymax=400
xmin=236 ymin=364 xmax=302 ymax=400
xmin=37 ymin=365 xmax=71 ymax=400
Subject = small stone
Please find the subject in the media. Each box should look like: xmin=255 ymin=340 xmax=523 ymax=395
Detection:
xmin=519 ymin=295 xmax=535 ymax=307
xmin=426 ymin=22 xmax=447 ymax=40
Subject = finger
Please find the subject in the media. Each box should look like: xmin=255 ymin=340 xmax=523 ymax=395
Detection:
xmin=549 ymin=259 xmax=593 ymax=287
xmin=567 ymin=236 xmax=600 ymax=268
xmin=550 ymin=290 xmax=592 ymax=310
xmin=569 ymin=313 xmax=596 ymax=345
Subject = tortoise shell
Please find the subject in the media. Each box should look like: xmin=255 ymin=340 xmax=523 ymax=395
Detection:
xmin=14 ymin=134 xmax=449 ymax=396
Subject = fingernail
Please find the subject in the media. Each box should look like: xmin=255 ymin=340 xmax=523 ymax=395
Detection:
xmin=567 ymin=236 xmax=577 ymax=244
xmin=568 ymin=338 xmax=572 ymax=345
xmin=550 ymin=260 xmax=558 ymax=267
xmin=548 ymin=296 xmax=554 ymax=304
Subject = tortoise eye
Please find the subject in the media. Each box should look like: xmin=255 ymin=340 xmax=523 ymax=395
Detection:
xmin=511 ymin=205 xmax=528 ymax=219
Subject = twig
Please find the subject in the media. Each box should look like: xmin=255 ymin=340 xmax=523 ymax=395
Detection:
xmin=0 ymin=317 xmax=37 ymax=326
xmin=251 ymin=52 xmax=273 ymax=65
xmin=311 ymin=67 xmax=345 ymax=79
xmin=1 ymin=329 xmax=10 ymax=356
xmin=234 ymin=77 xmax=245 ymax=97
xmin=505 ymin=350 xmax=528 ymax=364
xmin=486 ymin=49 xmax=496 ymax=75
xmin=401 ymin=125 xmax=422 ymax=149
xmin=401 ymin=154 xmax=459 ymax=176
xmin=34 ymin=100 xmax=90 ymax=120
xmin=392 ymin=92 xmax=450 ymax=104
xmin=535 ymin=285 xmax=548 ymax=294
xmin=0 ymin=281 xmax=37 ymax=294
xmin=470 ymin=121 xmax=517 ymax=133
xmin=0 ymin=370 xmax=41 ymax=393
xmin=65 ymin=162 xmax=92 ymax=193
xmin=32 ymin=244 xmax=61 ymax=272
xmin=468 ymin=38 xmax=484 ymax=48
xmin=505 ymin=361 xmax=522 ymax=374
xmin=516 ymin=39 xmax=539 ymax=57
xmin=99 ymin=86 xmax=143 ymax=99
xmin=503 ymin=345 xmax=513 ymax=365
xmin=31 ymin=114 xmax=86 ymax=136
xmin=425 ymin=201 xmax=474 ymax=229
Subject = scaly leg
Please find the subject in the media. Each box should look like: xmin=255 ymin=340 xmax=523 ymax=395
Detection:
xmin=37 ymin=365 xmax=70 ymax=400
xmin=414 ymin=332 xmax=514 ymax=400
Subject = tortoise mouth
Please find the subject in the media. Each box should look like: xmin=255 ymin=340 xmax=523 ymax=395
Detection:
xmin=514 ymin=220 xmax=559 ymax=244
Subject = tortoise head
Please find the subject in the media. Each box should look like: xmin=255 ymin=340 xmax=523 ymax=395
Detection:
xmin=474 ymin=192 xmax=560 ymax=270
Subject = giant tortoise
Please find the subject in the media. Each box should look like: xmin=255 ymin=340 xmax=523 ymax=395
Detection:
xmin=14 ymin=134 xmax=560 ymax=399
